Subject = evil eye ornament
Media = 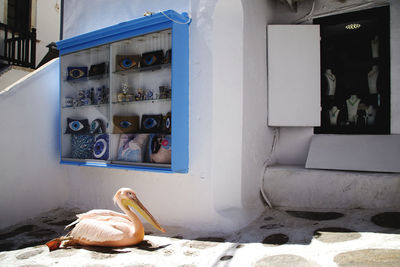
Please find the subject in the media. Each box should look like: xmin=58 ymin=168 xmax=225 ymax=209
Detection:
xmin=69 ymin=69 xmax=85 ymax=78
xmin=90 ymin=120 xmax=100 ymax=132
xmin=90 ymin=119 xmax=104 ymax=134
xmin=94 ymin=139 xmax=107 ymax=158
xmin=69 ymin=120 xmax=84 ymax=131
xmin=163 ymin=112 xmax=171 ymax=133
xmin=144 ymin=55 xmax=157 ymax=66
xmin=146 ymin=90 xmax=153 ymax=100
xmin=113 ymin=116 xmax=139 ymax=133
xmin=141 ymin=51 xmax=163 ymax=67
xmin=144 ymin=117 xmax=158 ymax=130
xmin=67 ymin=67 xmax=88 ymax=80
xmin=93 ymin=134 xmax=109 ymax=160
xmin=120 ymin=58 xmax=134 ymax=69
xmin=120 ymin=121 xmax=132 ymax=128
xmin=66 ymin=118 xmax=89 ymax=134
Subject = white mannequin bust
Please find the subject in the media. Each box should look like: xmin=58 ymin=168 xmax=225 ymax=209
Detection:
xmin=324 ymin=69 xmax=336 ymax=96
xmin=329 ymin=106 xmax=340 ymax=126
xmin=371 ymin=35 xmax=379 ymax=58
xmin=368 ymin=65 xmax=379 ymax=94
xmin=365 ymin=105 xmax=377 ymax=126
xmin=346 ymin=95 xmax=360 ymax=123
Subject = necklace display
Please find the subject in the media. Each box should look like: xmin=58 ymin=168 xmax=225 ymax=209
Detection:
xmin=368 ymin=66 xmax=379 ymax=94
xmin=346 ymin=96 xmax=360 ymax=123
xmin=348 ymin=97 xmax=359 ymax=106
xmin=325 ymin=69 xmax=336 ymax=96
xmin=325 ymin=73 xmax=336 ymax=82
xmin=329 ymin=107 xmax=340 ymax=125
xmin=330 ymin=109 xmax=339 ymax=117
xmin=364 ymin=106 xmax=376 ymax=125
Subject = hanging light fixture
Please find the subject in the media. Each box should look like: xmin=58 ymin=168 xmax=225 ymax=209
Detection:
xmin=345 ymin=23 xmax=361 ymax=30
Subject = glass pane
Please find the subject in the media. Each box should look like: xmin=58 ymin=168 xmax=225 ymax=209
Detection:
xmin=109 ymin=29 xmax=172 ymax=168
xmin=60 ymin=44 xmax=111 ymax=162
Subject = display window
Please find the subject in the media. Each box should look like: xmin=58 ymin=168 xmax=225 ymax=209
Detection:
xmin=57 ymin=11 xmax=189 ymax=172
xmin=314 ymin=6 xmax=390 ymax=135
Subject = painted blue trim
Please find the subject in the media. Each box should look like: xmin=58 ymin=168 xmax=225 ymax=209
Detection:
xmin=57 ymin=10 xmax=188 ymax=55
xmin=171 ymin=23 xmax=189 ymax=173
xmin=59 ymin=59 xmax=63 ymax=164
xmin=60 ymin=160 xmax=173 ymax=173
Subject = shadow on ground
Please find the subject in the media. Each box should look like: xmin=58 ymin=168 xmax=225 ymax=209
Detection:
xmin=1 ymin=208 xmax=400 ymax=266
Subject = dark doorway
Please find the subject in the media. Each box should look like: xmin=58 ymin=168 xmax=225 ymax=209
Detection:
xmin=7 ymin=0 xmax=31 ymax=33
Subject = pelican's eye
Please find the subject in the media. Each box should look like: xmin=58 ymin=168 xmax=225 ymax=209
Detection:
xmin=69 ymin=120 xmax=84 ymax=131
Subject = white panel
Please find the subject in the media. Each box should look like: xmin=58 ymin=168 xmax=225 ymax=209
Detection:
xmin=268 ymin=25 xmax=321 ymax=126
xmin=391 ymin=1 xmax=400 ymax=134
xmin=306 ymin=134 xmax=400 ymax=173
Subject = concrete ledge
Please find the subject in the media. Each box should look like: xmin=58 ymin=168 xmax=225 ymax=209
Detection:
xmin=263 ymin=165 xmax=400 ymax=209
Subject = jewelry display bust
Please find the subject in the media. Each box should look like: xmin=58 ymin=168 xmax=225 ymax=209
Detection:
xmin=371 ymin=35 xmax=379 ymax=58
xmin=324 ymin=69 xmax=336 ymax=96
xmin=368 ymin=65 xmax=379 ymax=94
xmin=329 ymin=106 xmax=340 ymax=126
xmin=346 ymin=95 xmax=360 ymax=123
xmin=365 ymin=105 xmax=377 ymax=126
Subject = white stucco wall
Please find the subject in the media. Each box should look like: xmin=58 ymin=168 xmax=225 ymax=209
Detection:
xmin=241 ymin=0 xmax=276 ymax=210
xmin=56 ymin=0 xmax=276 ymax=233
xmin=0 ymin=59 xmax=69 ymax=229
xmin=0 ymin=67 xmax=32 ymax=93
xmin=60 ymin=0 xmax=220 ymax=232
xmin=390 ymin=1 xmax=400 ymax=133
xmin=0 ymin=0 xmax=4 ymax=23
xmin=63 ymin=0 xmax=190 ymax=39
xmin=212 ymin=0 xmax=244 ymax=217
xmin=3 ymin=0 xmax=397 ymax=231
xmin=35 ymin=0 xmax=61 ymax=67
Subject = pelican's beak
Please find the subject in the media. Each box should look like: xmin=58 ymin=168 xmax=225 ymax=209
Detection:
xmin=123 ymin=196 xmax=166 ymax=233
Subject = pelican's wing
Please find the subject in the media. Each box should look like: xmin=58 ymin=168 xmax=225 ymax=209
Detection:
xmin=70 ymin=217 xmax=131 ymax=242
xmin=66 ymin=209 xmax=129 ymax=229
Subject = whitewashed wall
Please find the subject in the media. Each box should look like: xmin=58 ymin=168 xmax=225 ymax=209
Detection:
xmin=35 ymin=0 xmax=61 ymax=66
xmin=0 ymin=0 xmax=4 ymax=23
xmin=58 ymin=0 xmax=277 ymax=232
xmin=3 ymin=0 xmax=396 ymax=231
xmin=0 ymin=59 xmax=69 ymax=229
xmin=241 ymin=0 xmax=276 ymax=211
xmin=63 ymin=0 xmax=190 ymax=39
xmin=390 ymin=1 xmax=400 ymax=133
xmin=0 ymin=67 xmax=32 ymax=92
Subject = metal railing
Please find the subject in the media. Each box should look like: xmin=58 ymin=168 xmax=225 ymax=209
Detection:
xmin=0 ymin=23 xmax=36 ymax=69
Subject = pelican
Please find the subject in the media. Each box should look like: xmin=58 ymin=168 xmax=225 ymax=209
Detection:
xmin=46 ymin=188 xmax=165 ymax=250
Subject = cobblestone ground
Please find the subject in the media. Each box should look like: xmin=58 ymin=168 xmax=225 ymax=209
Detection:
xmin=0 ymin=208 xmax=400 ymax=266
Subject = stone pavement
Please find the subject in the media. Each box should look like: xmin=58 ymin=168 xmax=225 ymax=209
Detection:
xmin=0 ymin=208 xmax=400 ymax=266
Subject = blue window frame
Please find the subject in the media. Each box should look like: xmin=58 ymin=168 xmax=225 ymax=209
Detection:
xmin=57 ymin=10 xmax=189 ymax=173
